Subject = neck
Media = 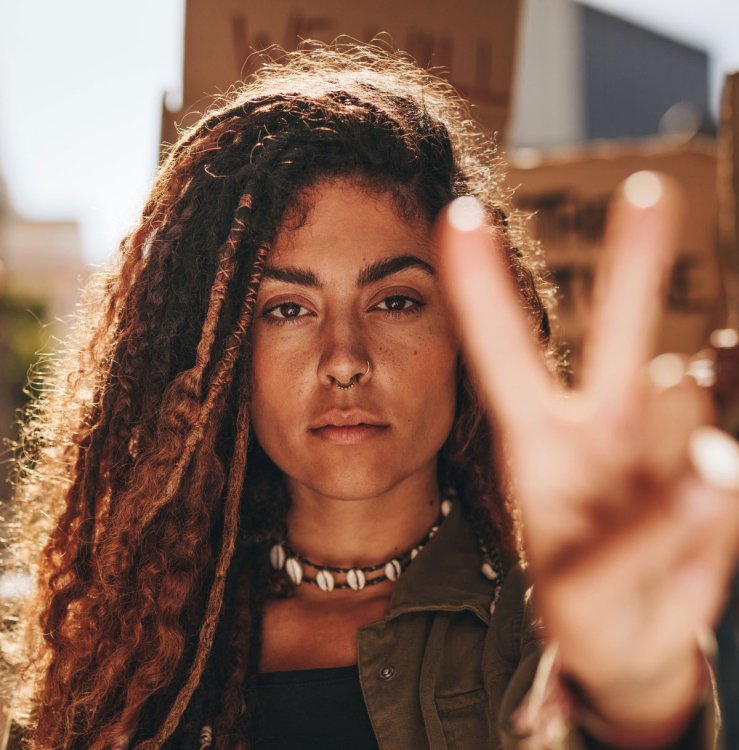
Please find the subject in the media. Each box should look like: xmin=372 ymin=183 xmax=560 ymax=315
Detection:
xmin=284 ymin=470 xmax=441 ymax=569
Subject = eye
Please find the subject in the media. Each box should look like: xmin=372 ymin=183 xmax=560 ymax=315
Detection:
xmin=263 ymin=301 xmax=311 ymax=324
xmin=373 ymin=295 xmax=425 ymax=316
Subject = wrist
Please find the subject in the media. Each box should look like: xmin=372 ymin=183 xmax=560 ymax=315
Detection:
xmin=510 ymin=635 xmax=714 ymax=750
xmin=562 ymin=670 xmax=701 ymax=748
xmin=561 ymin=633 xmax=713 ymax=748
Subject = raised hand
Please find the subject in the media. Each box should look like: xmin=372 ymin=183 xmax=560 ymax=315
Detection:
xmin=436 ymin=173 xmax=739 ymax=746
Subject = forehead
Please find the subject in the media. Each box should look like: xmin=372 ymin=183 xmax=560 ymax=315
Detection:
xmin=269 ymin=179 xmax=433 ymax=270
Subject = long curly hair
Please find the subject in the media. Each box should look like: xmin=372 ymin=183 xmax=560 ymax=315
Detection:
xmin=5 ymin=43 xmax=556 ymax=750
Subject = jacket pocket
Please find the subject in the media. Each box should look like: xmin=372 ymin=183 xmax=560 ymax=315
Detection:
xmin=436 ymin=688 xmax=496 ymax=750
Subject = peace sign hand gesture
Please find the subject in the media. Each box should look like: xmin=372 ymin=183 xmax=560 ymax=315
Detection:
xmin=437 ymin=173 xmax=739 ymax=748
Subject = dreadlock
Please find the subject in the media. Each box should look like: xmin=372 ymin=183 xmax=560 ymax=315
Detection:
xmin=6 ymin=43 xmax=556 ymax=749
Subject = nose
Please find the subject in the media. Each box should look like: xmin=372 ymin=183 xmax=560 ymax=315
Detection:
xmin=318 ymin=317 xmax=372 ymax=390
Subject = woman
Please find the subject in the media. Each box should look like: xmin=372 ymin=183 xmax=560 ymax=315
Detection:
xmin=6 ymin=44 xmax=738 ymax=749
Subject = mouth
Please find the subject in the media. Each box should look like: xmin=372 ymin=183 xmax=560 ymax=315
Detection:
xmin=310 ymin=423 xmax=390 ymax=444
xmin=308 ymin=410 xmax=390 ymax=444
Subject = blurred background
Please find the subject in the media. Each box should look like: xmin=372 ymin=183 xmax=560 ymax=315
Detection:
xmin=0 ymin=0 xmax=737 ymax=742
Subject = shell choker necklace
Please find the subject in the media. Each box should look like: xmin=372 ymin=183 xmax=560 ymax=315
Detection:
xmin=268 ymin=489 xmax=503 ymax=593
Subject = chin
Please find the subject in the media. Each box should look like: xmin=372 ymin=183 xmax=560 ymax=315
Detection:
xmin=267 ymin=435 xmax=446 ymax=502
xmin=291 ymin=460 xmax=410 ymax=502
xmin=305 ymin=475 xmax=397 ymax=502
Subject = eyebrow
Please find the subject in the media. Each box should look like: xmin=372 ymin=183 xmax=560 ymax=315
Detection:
xmin=261 ymin=254 xmax=436 ymax=289
xmin=357 ymin=255 xmax=436 ymax=287
xmin=261 ymin=265 xmax=321 ymax=287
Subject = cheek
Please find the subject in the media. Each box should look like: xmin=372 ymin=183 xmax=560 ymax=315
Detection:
xmin=248 ymin=333 xmax=308 ymax=449
xmin=392 ymin=327 xmax=458 ymax=440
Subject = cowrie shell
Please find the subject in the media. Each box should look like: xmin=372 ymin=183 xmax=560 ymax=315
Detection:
xmin=198 ymin=725 xmax=213 ymax=750
xmin=410 ymin=546 xmax=422 ymax=560
xmin=385 ymin=559 xmax=402 ymax=581
xmin=285 ymin=557 xmax=303 ymax=585
xmin=481 ymin=562 xmax=498 ymax=580
xmin=269 ymin=544 xmax=286 ymax=570
xmin=441 ymin=499 xmax=453 ymax=517
xmin=347 ymin=569 xmax=366 ymax=591
xmin=316 ymin=570 xmax=335 ymax=592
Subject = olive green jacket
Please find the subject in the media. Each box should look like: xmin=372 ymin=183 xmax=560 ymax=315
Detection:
xmin=356 ymin=501 xmax=720 ymax=750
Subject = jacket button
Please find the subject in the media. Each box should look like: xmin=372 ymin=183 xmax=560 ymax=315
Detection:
xmin=379 ymin=665 xmax=395 ymax=680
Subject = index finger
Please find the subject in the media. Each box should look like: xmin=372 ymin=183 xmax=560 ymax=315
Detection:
xmin=435 ymin=198 xmax=554 ymax=434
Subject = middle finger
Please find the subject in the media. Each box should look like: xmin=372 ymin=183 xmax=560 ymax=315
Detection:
xmin=580 ymin=172 xmax=684 ymax=409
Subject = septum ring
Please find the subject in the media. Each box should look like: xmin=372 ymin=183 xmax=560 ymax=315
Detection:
xmin=335 ymin=361 xmax=371 ymax=390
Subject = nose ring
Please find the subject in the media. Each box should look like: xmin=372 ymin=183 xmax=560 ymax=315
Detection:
xmin=335 ymin=361 xmax=371 ymax=390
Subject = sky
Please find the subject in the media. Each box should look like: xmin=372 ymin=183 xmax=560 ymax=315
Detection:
xmin=0 ymin=0 xmax=737 ymax=265
xmin=0 ymin=0 xmax=184 ymax=264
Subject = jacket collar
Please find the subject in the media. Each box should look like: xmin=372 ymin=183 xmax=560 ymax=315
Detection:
xmin=386 ymin=498 xmax=497 ymax=625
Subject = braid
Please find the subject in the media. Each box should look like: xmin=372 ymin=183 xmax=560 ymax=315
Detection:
xmin=103 ymin=187 xmax=218 ymax=494
xmin=134 ymin=196 xmax=254 ymax=534
xmin=139 ymin=246 xmax=268 ymax=750
xmin=181 ymin=550 xmax=272 ymax=750
xmin=212 ymin=565 xmax=253 ymax=749
xmin=210 ymin=363 xmax=279 ymax=748
xmin=191 ymin=194 xmax=253 ymax=388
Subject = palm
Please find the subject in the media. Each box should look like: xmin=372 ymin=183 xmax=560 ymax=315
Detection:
xmin=437 ymin=174 xmax=739 ymax=729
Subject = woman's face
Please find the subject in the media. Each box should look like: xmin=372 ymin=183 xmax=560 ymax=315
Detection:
xmin=250 ymin=178 xmax=458 ymax=501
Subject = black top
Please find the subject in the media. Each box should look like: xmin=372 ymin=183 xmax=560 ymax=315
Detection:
xmin=251 ymin=665 xmax=380 ymax=750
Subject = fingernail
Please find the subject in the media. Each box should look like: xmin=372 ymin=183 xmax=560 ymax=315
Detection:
xmin=709 ymin=327 xmax=739 ymax=349
xmin=686 ymin=355 xmax=716 ymax=388
xmin=447 ymin=196 xmax=486 ymax=232
xmin=648 ymin=352 xmax=686 ymax=389
xmin=623 ymin=171 xmax=663 ymax=208
xmin=688 ymin=426 xmax=739 ymax=492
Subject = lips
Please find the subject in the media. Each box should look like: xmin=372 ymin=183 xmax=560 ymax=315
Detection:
xmin=309 ymin=409 xmax=388 ymax=430
xmin=308 ymin=410 xmax=390 ymax=444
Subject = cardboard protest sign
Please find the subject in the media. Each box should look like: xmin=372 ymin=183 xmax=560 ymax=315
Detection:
xmin=163 ymin=0 xmax=520 ymax=142
xmin=507 ymin=138 xmax=723 ymax=366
